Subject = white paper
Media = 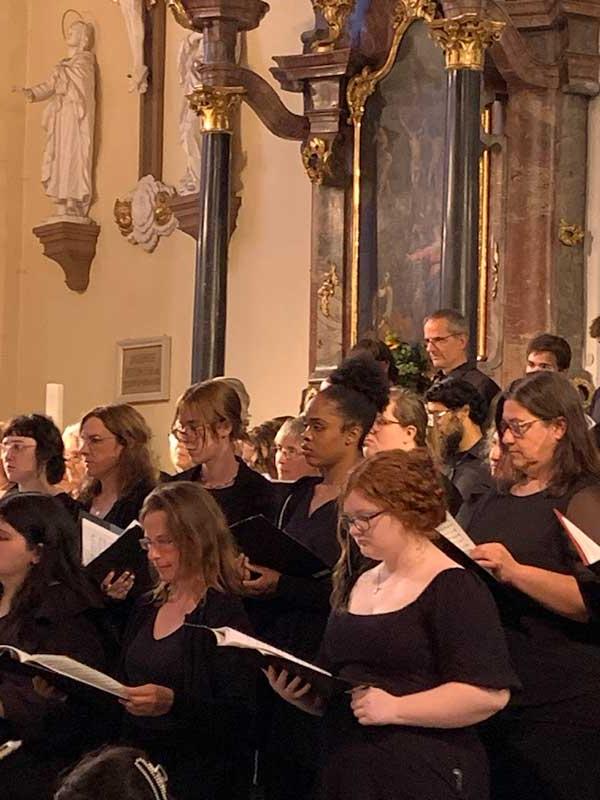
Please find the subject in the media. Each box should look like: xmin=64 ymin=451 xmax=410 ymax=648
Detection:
xmin=81 ymin=517 xmax=119 ymax=566
xmin=554 ymin=510 xmax=600 ymax=566
xmin=436 ymin=512 xmax=479 ymax=556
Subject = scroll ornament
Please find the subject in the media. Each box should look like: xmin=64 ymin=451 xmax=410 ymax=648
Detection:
xmin=114 ymin=175 xmax=178 ymax=252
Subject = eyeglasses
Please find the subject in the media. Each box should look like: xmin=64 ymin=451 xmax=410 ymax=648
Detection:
xmin=427 ymin=410 xmax=451 ymax=427
xmin=171 ymin=421 xmax=205 ymax=442
xmin=372 ymin=415 xmax=402 ymax=430
xmin=498 ymin=418 xmax=547 ymax=439
xmin=424 ymin=334 xmax=459 ymax=347
xmin=0 ymin=441 xmax=36 ymax=455
xmin=78 ymin=435 xmax=116 ymax=450
xmin=139 ymin=536 xmax=175 ymax=552
xmin=340 ymin=509 xmax=386 ymax=535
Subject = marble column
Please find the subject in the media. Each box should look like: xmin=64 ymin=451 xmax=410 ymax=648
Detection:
xmin=430 ymin=14 xmax=504 ymax=355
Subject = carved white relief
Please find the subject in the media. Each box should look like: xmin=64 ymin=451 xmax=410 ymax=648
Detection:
xmin=177 ymin=32 xmax=204 ymax=195
xmin=125 ymin=175 xmax=178 ymax=252
xmin=16 ymin=17 xmax=96 ymax=223
xmin=112 ymin=0 xmax=156 ymax=94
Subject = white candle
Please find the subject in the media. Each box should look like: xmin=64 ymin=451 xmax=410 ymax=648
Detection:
xmin=45 ymin=383 xmax=64 ymax=430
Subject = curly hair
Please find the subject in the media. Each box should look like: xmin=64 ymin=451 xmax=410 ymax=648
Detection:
xmin=425 ymin=378 xmax=488 ymax=427
xmin=140 ymin=481 xmax=241 ymax=602
xmin=349 ymin=338 xmax=400 ymax=384
xmin=321 ymin=356 xmax=390 ymax=447
xmin=331 ymin=449 xmax=446 ymax=608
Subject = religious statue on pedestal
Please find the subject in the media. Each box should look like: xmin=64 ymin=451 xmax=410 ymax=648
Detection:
xmin=15 ymin=12 xmax=96 ymax=223
xmin=177 ymin=31 xmax=204 ymax=194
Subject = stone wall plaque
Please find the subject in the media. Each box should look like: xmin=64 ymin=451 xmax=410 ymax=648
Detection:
xmin=116 ymin=335 xmax=171 ymax=403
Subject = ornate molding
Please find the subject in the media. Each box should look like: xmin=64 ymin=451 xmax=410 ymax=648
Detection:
xmin=164 ymin=0 xmax=193 ymax=29
xmin=32 ymin=220 xmax=100 ymax=293
xmin=311 ymin=0 xmax=355 ymax=52
xmin=317 ymin=262 xmax=340 ymax=317
xmin=302 ymin=137 xmax=339 ymax=185
xmin=559 ymin=219 xmax=585 ymax=247
xmin=429 ymin=13 xmax=505 ymax=71
xmin=187 ymin=85 xmax=245 ymax=132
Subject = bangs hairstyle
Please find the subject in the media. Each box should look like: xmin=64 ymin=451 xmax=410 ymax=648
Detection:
xmin=174 ymin=379 xmax=245 ymax=444
xmin=496 ymin=372 xmax=600 ymax=496
xmin=321 ymin=356 xmax=390 ymax=446
xmin=140 ymin=482 xmax=241 ymax=602
xmin=332 ymin=449 xmax=446 ymax=608
xmin=80 ymin=404 xmax=158 ymax=499
xmin=388 ymin=388 xmax=427 ymax=446
xmin=3 ymin=413 xmax=65 ymax=485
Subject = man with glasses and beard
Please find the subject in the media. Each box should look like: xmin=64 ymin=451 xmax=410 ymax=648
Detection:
xmin=425 ymin=379 xmax=492 ymax=504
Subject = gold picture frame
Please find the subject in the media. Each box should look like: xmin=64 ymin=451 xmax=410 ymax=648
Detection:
xmin=116 ymin=336 xmax=171 ymax=404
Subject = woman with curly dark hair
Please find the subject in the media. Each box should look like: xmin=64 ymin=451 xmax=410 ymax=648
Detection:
xmin=267 ymin=449 xmax=517 ymax=800
xmin=248 ymin=356 xmax=389 ymax=800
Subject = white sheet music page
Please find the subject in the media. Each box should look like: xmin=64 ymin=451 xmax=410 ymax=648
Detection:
xmin=554 ymin=509 xmax=600 ymax=566
xmin=81 ymin=517 xmax=119 ymax=566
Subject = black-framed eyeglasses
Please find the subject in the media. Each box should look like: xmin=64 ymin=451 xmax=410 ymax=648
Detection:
xmin=498 ymin=418 xmax=547 ymax=439
xmin=340 ymin=509 xmax=386 ymax=535
xmin=171 ymin=421 xmax=205 ymax=442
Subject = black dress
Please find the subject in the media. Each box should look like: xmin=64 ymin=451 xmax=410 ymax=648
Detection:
xmin=318 ymin=569 xmax=518 ymax=800
xmin=120 ymin=588 xmax=257 ymax=800
xmin=461 ymin=481 xmax=600 ymax=800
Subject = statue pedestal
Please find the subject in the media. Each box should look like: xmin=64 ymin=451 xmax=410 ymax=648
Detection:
xmin=32 ymin=220 xmax=100 ymax=292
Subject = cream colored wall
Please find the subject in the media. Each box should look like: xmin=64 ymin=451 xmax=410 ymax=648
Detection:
xmin=586 ymin=34 xmax=600 ymax=383
xmin=4 ymin=2 xmax=312 ymax=466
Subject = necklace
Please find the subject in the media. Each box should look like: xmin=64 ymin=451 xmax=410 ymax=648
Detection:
xmin=373 ymin=567 xmax=387 ymax=594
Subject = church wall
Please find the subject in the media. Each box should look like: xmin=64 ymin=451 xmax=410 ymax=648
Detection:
xmin=586 ymin=62 xmax=600 ymax=383
xmin=7 ymin=2 xmax=312 ymax=466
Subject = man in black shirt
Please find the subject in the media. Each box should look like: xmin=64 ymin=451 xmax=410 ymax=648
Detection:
xmin=424 ymin=308 xmax=500 ymax=413
xmin=425 ymin=379 xmax=492 ymax=504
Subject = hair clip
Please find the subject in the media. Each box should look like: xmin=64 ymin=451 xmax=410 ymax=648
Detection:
xmin=134 ymin=757 xmax=169 ymax=800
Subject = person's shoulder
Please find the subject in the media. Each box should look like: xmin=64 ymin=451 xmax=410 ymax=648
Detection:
xmin=34 ymin=580 xmax=103 ymax=623
xmin=235 ymin=459 xmax=276 ymax=492
xmin=168 ymin=465 xmax=201 ymax=483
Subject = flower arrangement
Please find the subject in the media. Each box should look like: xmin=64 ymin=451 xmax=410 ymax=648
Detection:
xmin=384 ymin=332 xmax=432 ymax=395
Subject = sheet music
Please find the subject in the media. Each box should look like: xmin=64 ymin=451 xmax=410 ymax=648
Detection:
xmin=81 ymin=517 xmax=120 ymax=566
xmin=436 ymin=512 xmax=479 ymax=555
xmin=554 ymin=510 xmax=600 ymax=566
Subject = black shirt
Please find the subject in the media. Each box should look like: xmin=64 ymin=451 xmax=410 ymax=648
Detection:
xmin=444 ymin=437 xmax=492 ymax=504
xmin=170 ymin=458 xmax=277 ymax=524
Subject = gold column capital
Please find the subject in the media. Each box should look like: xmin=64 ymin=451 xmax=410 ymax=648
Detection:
xmin=311 ymin=0 xmax=356 ymax=51
xmin=187 ymin=85 xmax=246 ymax=133
xmin=429 ymin=13 xmax=505 ymax=71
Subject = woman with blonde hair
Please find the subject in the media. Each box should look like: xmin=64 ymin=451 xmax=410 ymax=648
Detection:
xmin=79 ymin=404 xmax=158 ymax=529
xmin=120 ymin=481 xmax=256 ymax=800
xmin=171 ymin=379 xmax=276 ymax=523
xmin=268 ymin=450 xmax=517 ymax=800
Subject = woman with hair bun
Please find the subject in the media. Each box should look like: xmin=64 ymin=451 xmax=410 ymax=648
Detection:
xmin=248 ymin=356 xmax=389 ymax=800
xmin=268 ymin=450 xmax=517 ymax=800
xmin=1 ymin=414 xmax=81 ymax=519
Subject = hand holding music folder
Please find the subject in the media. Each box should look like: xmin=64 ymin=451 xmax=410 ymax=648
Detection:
xmin=81 ymin=514 xmax=152 ymax=595
xmin=191 ymin=625 xmax=356 ymax=697
xmin=230 ymin=515 xmax=329 ymax=578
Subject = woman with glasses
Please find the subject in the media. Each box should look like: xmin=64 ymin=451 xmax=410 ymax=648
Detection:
xmin=248 ymin=356 xmax=389 ymax=800
xmin=363 ymin=388 xmax=462 ymax=515
xmin=119 ymin=482 xmax=255 ymax=800
xmin=0 ymin=493 xmax=116 ymax=800
xmin=267 ymin=449 xmax=517 ymax=800
xmin=459 ymin=371 xmax=600 ymax=800
xmin=1 ymin=414 xmax=81 ymax=520
xmin=170 ymin=379 xmax=276 ymax=525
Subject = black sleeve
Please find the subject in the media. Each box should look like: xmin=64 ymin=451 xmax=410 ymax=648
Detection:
xmin=275 ymin=573 xmax=332 ymax=613
xmin=566 ymin=485 xmax=600 ymax=619
xmin=428 ymin=570 xmax=520 ymax=691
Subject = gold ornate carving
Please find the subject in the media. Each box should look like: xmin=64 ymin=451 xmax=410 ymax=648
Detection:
xmin=154 ymin=192 xmax=174 ymax=226
xmin=187 ymin=85 xmax=245 ymax=132
xmin=347 ymin=0 xmax=436 ymax=344
xmin=429 ymin=14 xmax=505 ymax=71
xmin=114 ymin=198 xmax=133 ymax=237
xmin=491 ymin=240 xmax=500 ymax=300
xmin=164 ymin=0 xmax=193 ymax=30
xmin=559 ymin=219 xmax=585 ymax=247
xmin=571 ymin=376 xmax=595 ymax=411
xmin=477 ymin=106 xmax=491 ymax=362
xmin=317 ymin=262 xmax=340 ymax=317
xmin=301 ymin=137 xmax=336 ymax=185
xmin=311 ymin=0 xmax=355 ymax=52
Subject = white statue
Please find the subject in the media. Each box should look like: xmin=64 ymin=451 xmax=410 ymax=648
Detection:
xmin=177 ymin=32 xmax=204 ymax=195
xmin=15 ymin=16 xmax=96 ymax=222
xmin=116 ymin=175 xmax=178 ymax=252
xmin=112 ymin=0 xmax=156 ymax=94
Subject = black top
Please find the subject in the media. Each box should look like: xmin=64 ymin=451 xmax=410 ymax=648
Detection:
xmin=84 ymin=479 xmax=155 ymax=531
xmin=444 ymin=437 xmax=492 ymax=504
xmin=318 ymin=569 xmax=518 ymax=800
xmin=461 ymin=480 xmax=600 ymax=721
xmin=0 ymin=582 xmax=117 ymax=797
xmin=170 ymin=458 xmax=277 ymax=525
xmin=433 ymin=359 xmax=500 ymax=413
xmin=120 ymin=588 xmax=256 ymax=800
